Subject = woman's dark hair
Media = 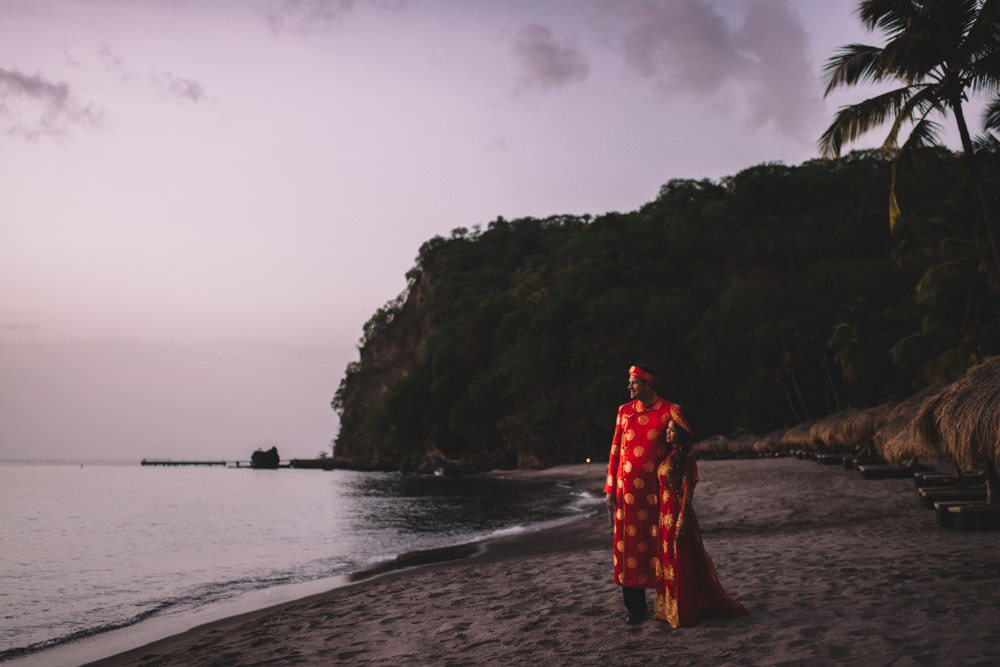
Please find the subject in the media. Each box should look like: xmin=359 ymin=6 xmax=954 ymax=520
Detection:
xmin=668 ymin=421 xmax=691 ymax=485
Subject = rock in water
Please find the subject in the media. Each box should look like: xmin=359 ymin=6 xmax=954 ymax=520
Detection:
xmin=251 ymin=446 xmax=280 ymax=469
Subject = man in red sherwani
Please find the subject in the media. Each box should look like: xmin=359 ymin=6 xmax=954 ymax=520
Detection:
xmin=605 ymin=364 xmax=677 ymax=625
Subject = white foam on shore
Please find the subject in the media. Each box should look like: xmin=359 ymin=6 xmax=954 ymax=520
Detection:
xmin=3 ymin=574 xmax=355 ymax=667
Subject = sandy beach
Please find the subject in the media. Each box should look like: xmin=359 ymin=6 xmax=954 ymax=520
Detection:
xmin=82 ymin=458 xmax=1000 ymax=666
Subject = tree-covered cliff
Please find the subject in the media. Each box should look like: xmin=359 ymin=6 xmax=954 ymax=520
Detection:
xmin=333 ymin=149 xmax=1000 ymax=468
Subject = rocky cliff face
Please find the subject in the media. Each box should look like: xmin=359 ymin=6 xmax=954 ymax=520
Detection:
xmin=333 ymin=268 xmax=431 ymax=458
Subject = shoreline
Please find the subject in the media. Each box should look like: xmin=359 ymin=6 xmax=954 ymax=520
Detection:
xmin=19 ymin=459 xmax=1000 ymax=666
xmin=5 ymin=466 xmax=606 ymax=667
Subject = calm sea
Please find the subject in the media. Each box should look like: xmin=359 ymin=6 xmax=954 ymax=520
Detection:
xmin=0 ymin=461 xmax=599 ymax=664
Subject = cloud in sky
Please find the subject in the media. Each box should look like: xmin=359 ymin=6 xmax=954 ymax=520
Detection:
xmin=266 ymin=0 xmax=357 ymax=33
xmin=265 ymin=0 xmax=413 ymax=32
xmin=99 ymin=43 xmax=207 ymax=103
xmin=511 ymin=23 xmax=590 ymax=93
xmin=612 ymin=0 xmax=824 ymax=140
xmin=97 ymin=43 xmax=134 ymax=82
xmin=619 ymin=0 xmax=751 ymax=96
xmin=736 ymin=0 xmax=825 ymax=139
xmin=0 ymin=67 xmax=101 ymax=140
xmin=161 ymin=73 xmax=207 ymax=103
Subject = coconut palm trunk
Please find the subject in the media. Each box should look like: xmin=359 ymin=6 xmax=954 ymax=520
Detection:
xmin=949 ymin=92 xmax=1000 ymax=276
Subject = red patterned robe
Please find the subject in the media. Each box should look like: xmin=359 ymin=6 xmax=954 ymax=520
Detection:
xmin=654 ymin=447 xmax=747 ymax=628
xmin=604 ymin=397 xmax=674 ymax=589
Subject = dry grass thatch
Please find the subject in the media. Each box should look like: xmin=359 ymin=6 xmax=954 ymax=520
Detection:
xmin=905 ymin=389 xmax=953 ymax=466
xmin=844 ymin=402 xmax=893 ymax=446
xmin=809 ymin=408 xmax=859 ymax=451
xmin=875 ymin=384 xmax=949 ymax=465
xmin=752 ymin=428 xmax=790 ymax=455
xmin=805 ymin=403 xmax=894 ymax=454
xmin=914 ymin=356 xmax=1000 ymax=471
xmin=781 ymin=422 xmax=817 ymax=450
xmin=695 ymin=434 xmax=759 ymax=459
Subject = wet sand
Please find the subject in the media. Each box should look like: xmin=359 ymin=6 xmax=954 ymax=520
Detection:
xmin=85 ymin=458 xmax=1000 ymax=666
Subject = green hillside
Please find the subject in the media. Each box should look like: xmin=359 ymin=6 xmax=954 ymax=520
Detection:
xmin=333 ymin=148 xmax=1000 ymax=468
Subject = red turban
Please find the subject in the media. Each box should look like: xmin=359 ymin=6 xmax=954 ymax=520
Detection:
xmin=628 ymin=365 xmax=658 ymax=386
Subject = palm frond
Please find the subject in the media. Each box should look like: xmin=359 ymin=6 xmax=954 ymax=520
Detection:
xmin=858 ymin=0 xmax=922 ymax=37
xmin=973 ymin=132 xmax=1000 ymax=152
xmin=964 ymin=0 xmax=1000 ymax=52
xmin=967 ymin=53 xmax=1000 ymax=94
xmin=822 ymin=44 xmax=886 ymax=94
xmin=883 ymin=86 xmax=944 ymax=149
xmin=890 ymin=186 xmax=904 ymax=232
xmin=819 ymin=86 xmax=915 ymax=157
xmin=902 ymin=116 xmax=944 ymax=150
xmin=889 ymin=146 xmax=916 ymax=233
xmin=924 ymin=0 xmax=980 ymax=45
xmin=888 ymin=116 xmax=941 ymax=233
xmin=879 ymin=29 xmax=948 ymax=82
xmin=985 ymin=95 xmax=1000 ymax=133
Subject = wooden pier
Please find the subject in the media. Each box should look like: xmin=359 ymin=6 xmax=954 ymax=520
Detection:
xmin=141 ymin=458 xmax=228 ymax=467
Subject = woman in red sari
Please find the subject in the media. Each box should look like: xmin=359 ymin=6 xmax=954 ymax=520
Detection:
xmin=654 ymin=407 xmax=747 ymax=628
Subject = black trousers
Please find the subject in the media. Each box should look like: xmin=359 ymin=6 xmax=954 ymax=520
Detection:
xmin=622 ymin=586 xmax=647 ymax=615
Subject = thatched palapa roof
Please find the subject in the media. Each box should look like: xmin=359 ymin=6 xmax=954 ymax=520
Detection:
xmin=875 ymin=384 xmax=949 ymax=466
xmin=908 ymin=356 xmax=1000 ymax=472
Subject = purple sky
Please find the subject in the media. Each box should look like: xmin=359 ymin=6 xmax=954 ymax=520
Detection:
xmin=0 ymin=0 xmax=990 ymax=461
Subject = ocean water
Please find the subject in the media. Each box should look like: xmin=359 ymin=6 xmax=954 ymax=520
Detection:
xmin=0 ymin=461 xmax=599 ymax=663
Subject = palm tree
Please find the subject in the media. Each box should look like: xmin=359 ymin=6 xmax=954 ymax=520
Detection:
xmin=984 ymin=93 xmax=1000 ymax=142
xmin=819 ymin=0 xmax=1000 ymax=276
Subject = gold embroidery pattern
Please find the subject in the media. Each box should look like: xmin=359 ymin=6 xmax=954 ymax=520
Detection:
xmin=654 ymin=590 xmax=681 ymax=629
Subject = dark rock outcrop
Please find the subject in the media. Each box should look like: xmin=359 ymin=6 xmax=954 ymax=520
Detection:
xmin=250 ymin=446 xmax=280 ymax=469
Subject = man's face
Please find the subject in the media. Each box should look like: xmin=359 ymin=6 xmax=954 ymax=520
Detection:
xmin=627 ymin=376 xmax=646 ymax=399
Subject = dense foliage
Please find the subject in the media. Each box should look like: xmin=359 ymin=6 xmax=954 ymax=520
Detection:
xmin=333 ymin=149 xmax=1000 ymax=467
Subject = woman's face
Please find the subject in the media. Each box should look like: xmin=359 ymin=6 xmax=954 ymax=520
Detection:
xmin=665 ymin=420 xmax=679 ymax=443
